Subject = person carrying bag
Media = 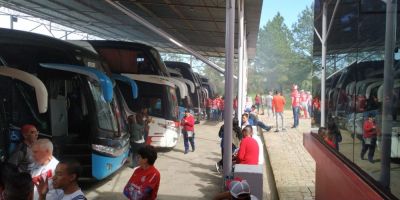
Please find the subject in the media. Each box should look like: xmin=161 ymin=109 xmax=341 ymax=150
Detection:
xmin=181 ymin=110 xmax=195 ymax=154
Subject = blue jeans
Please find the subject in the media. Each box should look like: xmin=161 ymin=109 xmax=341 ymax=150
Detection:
xmin=130 ymin=142 xmax=145 ymax=167
xmin=211 ymin=109 xmax=218 ymax=121
xmin=292 ymin=106 xmax=300 ymax=127
xmin=183 ymin=130 xmax=195 ymax=152
xmin=256 ymin=121 xmax=271 ymax=131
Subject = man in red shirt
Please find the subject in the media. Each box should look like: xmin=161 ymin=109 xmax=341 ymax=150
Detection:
xmin=272 ymin=90 xmax=286 ymax=132
xmin=206 ymin=97 xmax=212 ymax=120
xmin=235 ymin=126 xmax=259 ymax=165
xmin=181 ymin=110 xmax=195 ymax=154
xmin=219 ymin=97 xmax=225 ymax=121
xmin=233 ymin=96 xmax=238 ymax=117
xmin=291 ymin=84 xmax=301 ymax=128
xmin=361 ymin=114 xmax=379 ymax=163
xmin=123 ymin=145 xmax=160 ymax=200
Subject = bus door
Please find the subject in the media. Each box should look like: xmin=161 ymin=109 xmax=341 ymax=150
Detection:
xmin=0 ymin=67 xmax=48 ymax=157
xmin=40 ymin=63 xmax=113 ymax=138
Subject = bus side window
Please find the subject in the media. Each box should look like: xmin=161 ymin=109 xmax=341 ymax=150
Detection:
xmin=149 ymin=98 xmax=162 ymax=116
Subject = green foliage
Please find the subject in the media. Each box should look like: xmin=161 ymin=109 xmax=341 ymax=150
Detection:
xmin=250 ymin=6 xmax=314 ymax=94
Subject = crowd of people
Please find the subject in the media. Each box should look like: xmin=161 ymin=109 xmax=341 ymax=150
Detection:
xmin=0 ymin=124 xmax=87 ymax=200
xmin=0 ymin=119 xmax=162 ymax=200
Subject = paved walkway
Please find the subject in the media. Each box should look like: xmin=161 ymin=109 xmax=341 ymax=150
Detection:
xmin=83 ymin=120 xmax=223 ymax=200
xmin=260 ymin=111 xmax=315 ymax=200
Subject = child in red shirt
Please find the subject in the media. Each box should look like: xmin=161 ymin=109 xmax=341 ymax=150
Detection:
xmin=124 ymin=145 xmax=160 ymax=200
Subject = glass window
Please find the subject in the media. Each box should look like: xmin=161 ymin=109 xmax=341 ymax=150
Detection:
xmin=88 ymin=79 xmax=118 ymax=132
xmin=313 ymin=1 xmax=400 ymax=197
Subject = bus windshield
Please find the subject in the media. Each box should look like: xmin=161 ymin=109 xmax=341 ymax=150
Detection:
xmin=88 ymin=80 xmax=118 ymax=132
xmin=117 ymin=80 xmax=178 ymax=121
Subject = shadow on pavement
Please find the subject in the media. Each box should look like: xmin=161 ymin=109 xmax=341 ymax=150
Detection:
xmin=80 ymin=164 xmax=130 ymax=191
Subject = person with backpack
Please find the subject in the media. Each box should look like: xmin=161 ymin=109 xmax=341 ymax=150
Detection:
xmin=8 ymin=124 xmax=38 ymax=173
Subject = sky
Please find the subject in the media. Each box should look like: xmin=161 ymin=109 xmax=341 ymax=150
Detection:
xmin=259 ymin=0 xmax=314 ymax=29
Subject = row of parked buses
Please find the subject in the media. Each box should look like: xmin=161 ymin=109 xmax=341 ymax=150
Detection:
xmin=0 ymin=28 xmax=215 ymax=180
xmin=315 ymin=60 xmax=400 ymax=158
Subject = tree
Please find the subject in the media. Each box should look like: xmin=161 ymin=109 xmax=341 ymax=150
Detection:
xmin=250 ymin=6 xmax=314 ymax=95
xmin=252 ymin=13 xmax=295 ymax=94
xmin=289 ymin=5 xmax=314 ymax=90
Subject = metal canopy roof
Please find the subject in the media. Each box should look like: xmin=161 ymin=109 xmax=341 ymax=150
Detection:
xmin=313 ymin=0 xmax=399 ymax=56
xmin=0 ymin=0 xmax=262 ymax=58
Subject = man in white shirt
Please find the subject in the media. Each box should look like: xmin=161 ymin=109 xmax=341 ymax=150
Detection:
xmin=31 ymin=138 xmax=63 ymax=200
xmin=265 ymin=91 xmax=274 ymax=118
xmin=245 ymin=125 xmax=264 ymax=165
xmin=36 ymin=156 xmax=87 ymax=200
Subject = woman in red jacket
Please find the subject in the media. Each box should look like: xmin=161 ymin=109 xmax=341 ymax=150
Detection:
xmin=181 ymin=110 xmax=195 ymax=154
xmin=361 ymin=114 xmax=379 ymax=163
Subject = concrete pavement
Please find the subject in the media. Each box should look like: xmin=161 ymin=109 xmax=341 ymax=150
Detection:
xmin=81 ymin=111 xmax=314 ymax=200
xmin=260 ymin=111 xmax=316 ymax=200
xmin=83 ymin=120 xmax=223 ymax=200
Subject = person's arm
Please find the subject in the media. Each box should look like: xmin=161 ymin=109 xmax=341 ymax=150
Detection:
xmin=271 ymin=98 xmax=275 ymax=112
xmin=143 ymin=171 xmax=160 ymax=199
xmin=237 ymin=139 xmax=247 ymax=163
xmin=35 ymin=177 xmax=49 ymax=200
xmin=186 ymin=116 xmax=195 ymax=127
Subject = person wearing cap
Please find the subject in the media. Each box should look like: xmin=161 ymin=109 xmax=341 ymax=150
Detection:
xmin=181 ymin=110 xmax=195 ymax=154
xmin=361 ymin=114 xmax=379 ymax=163
xmin=8 ymin=124 xmax=38 ymax=173
xmin=213 ymin=179 xmax=258 ymax=200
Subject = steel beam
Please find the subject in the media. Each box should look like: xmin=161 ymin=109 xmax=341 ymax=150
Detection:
xmin=321 ymin=1 xmax=327 ymax=127
xmin=380 ymin=0 xmax=397 ymax=189
xmin=223 ymin=0 xmax=235 ymax=180
xmin=238 ymin=0 xmax=244 ymax=125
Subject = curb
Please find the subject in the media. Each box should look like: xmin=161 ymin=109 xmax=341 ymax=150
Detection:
xmin=259 ymin=128 xmax=279 ymax=200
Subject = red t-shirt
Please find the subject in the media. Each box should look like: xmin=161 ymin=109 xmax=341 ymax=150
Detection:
xmin=291 ymin=90 xmax=300 ymax=107
xmin=123 ymin=165 xmax=160 ymax=200
xmin=181 ymin=114 xmax=195 ymax=131
xmin=255 ymin=96 xmax=261 ymax=105
xmin=363 ymin=120 xmax=377 ymax=138
xmin=300 ymin=93 xmax=308 ymax=103
xmin=219 ymin=99 xmax=224 ymax=110
xmin=272 ymin=95 xmax=286 ymax=113
xmin=206 ymin=98 xmax=212 ymax=108
xmin=324 ymin=137 xmax=336 ymax=149
xmin=233 ymin=98 xmax=238 ymax=109
xmin=237 ymin=136 xmax=259 ymax=165
xmin=312 ymin=98 xmax=320 ymax=110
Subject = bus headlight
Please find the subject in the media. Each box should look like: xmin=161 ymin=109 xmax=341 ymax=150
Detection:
xmin=92 ymin=144 xmax=128 ymax=157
